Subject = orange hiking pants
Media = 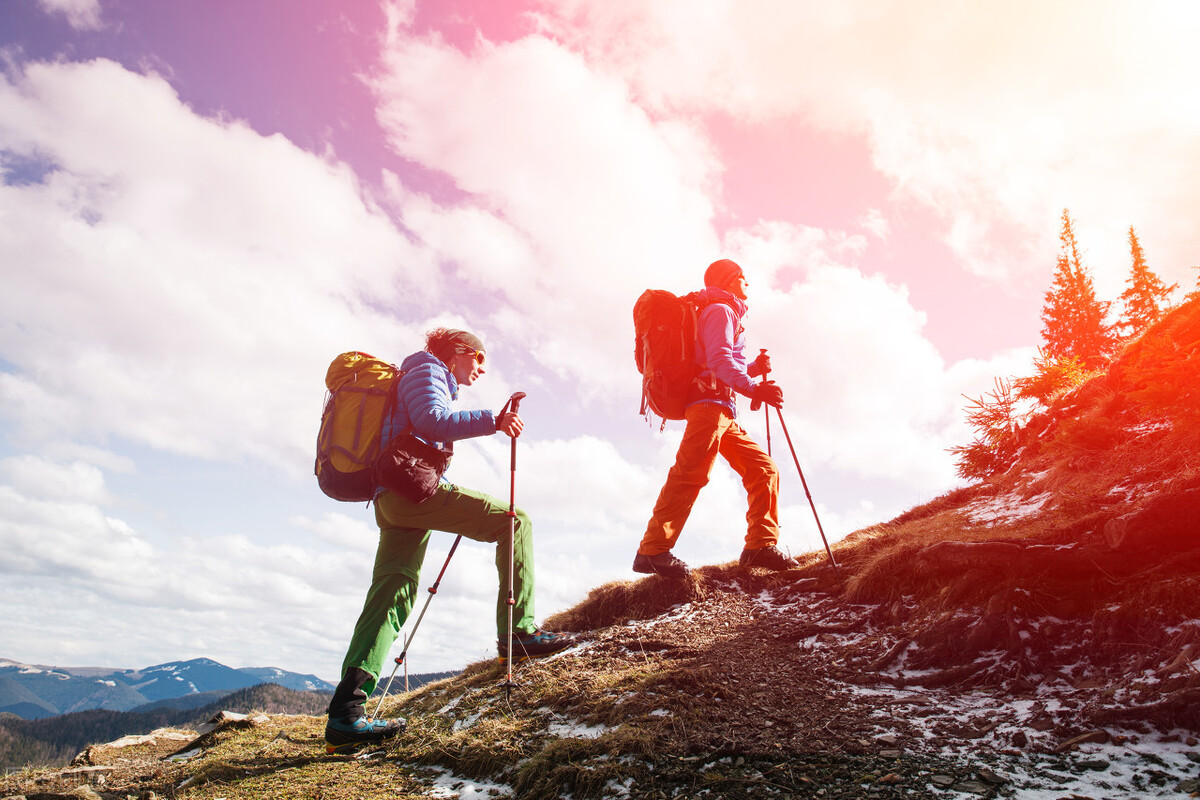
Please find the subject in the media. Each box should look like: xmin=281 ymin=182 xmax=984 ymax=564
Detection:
xmin=639 ymin=402 xmax=780 ymax=555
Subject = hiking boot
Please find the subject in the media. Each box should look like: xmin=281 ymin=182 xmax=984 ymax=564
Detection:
xmin=324 ymin=715 xmax=405 ymax=753
xmin=498 ymin=629 xmax=576 ymax=661
xmin=739 ymin=545 xmax=799 ymax=571
xmin=632 ymin=551 xmax=689 ymax=579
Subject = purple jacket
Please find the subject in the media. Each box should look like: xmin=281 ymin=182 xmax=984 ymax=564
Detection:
xmin=691 ymin=287 xmax=757 ymax=417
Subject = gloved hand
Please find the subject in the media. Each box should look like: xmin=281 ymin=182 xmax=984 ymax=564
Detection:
xmin=750 ymin=380 xmax=783 ymax=409
xmin=497 ymin=411 xmax=524 ymax=437
xmin=750 ymin=350 xmax=772 ymax=378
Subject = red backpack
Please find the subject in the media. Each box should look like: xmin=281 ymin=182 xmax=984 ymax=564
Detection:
xmin=633 ymin=289 xmax=709 ymax=423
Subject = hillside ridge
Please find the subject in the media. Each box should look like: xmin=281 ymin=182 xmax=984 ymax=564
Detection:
xmin=5 ymin=299 xmax=1200 ymax=798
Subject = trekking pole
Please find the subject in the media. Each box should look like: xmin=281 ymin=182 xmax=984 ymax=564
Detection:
xmin=773 ymin=406 xmax=839 ymax=571
xmin=765 ymin=401 xmax=771 ymax=456
xmin=369 ymin=535 xmax=463 ymax=721
xmin=749 ymin=349 xmax=772 ymax=456
xmin=499 ymin=391 xmax=526 ymax=699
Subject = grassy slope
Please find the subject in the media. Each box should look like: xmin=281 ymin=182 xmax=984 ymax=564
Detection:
xmin=5 ymin=299 xmax=1200 ymax=799
xmin=836 ymin=295 xmax=1200 ymax=693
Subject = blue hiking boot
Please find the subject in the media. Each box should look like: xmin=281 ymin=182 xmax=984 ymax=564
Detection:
xmin=498 ymin=629 xmax=576 ymax=662
xmin=324 ymin=715 xmax=405 ymax=754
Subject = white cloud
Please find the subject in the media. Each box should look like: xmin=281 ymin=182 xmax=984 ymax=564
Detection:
xmin=0 ymin=455 xmax=110 ymax=504
xmin=289 ymin=511 xmax=380 ymax=554
xmin=541 ymin=0 xmax=1200 ymax=292
xmin=0 ymin=475 xmax=380 ymax=674
xmin=369 ymin=22 xmax=722 ymax=397
xmin=0 ymin=59 xmax=436 ymax=476
xmin=36 ymin=0 xmax=103 ymax=31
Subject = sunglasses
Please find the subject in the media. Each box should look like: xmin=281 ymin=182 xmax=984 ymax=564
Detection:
xmin=456 ymin=347 xmax=486 ymax=366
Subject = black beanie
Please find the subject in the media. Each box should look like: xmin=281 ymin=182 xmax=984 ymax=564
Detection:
xmin=426 ymin=328 xmax=485 ymax=363
xmin=445 ymin=329 xmax=484 ymax=352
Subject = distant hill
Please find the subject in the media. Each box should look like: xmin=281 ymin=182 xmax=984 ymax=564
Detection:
xmin=0 ymin=682 xmax=330 ymax=770
xmin=0 ymin=657 xmax=336 ymax=719
xmin=0 ymin=665 xmax=458 ymax=771
xmin=237 ymin=666 xmax=337 ymax=693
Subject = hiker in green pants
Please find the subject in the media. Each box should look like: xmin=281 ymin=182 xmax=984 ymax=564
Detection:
xmin=341 ymin=485 xmax=537 ymax=690
xmin=325 ymin=328 xmax=576 ymax=751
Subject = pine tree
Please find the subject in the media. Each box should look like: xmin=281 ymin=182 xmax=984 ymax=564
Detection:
xmin=1117 ymin=227 xmax=1175 ymax=338
xmin=1039 ymin=210 xmax=1115 ymax=370
xmin=1185 ymin=267 xmax=1200 ymax=300
xmin=1013 ymin=348 xmax=1089 ymax=406
xmin=949 ymin=378 xmax=1023 ymax=479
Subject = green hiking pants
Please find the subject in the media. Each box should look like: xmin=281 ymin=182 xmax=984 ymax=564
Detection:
xmin=339 ymin=482 xmax=536 ymax=693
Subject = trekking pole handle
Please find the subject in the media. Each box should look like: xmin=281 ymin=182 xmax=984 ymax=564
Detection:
xmin=750 ymin=349 xmax=770 ymax=411
xmin=498 ymin=391 xmax=527 ymax=443
xmin=757 ymin=348 xmax=771 ymax=375
xmin=500 ymin=391 xmax=526 ymax=420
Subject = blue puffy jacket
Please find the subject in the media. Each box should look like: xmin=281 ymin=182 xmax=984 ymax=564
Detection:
xmin=380 ymin=351 xmax=497 ymax=450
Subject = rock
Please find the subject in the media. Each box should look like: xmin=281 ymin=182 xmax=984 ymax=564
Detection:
xmin=1044 ymin=771 xmax=1073 ymax=785
xmin=930 ymin=774 xmax=955 ymax=787
xmin=977 ymin=766 xmax=1006 ymax=785
xmin=1029 ymin=714 xmax=1055 ymax=732
xmin=58 ymin=766 xmax=115 ymax=784
xmin=195 ymin=710 xmax=250 ymax=735
xmin=1076 ymin=758 xmax=1110 ymax=772
xmin=1177 ymin=778 xmax=1200 ymax=793
xmin=877 ymin=733 xmax=900 ymax=746
xmin=1103 ymin=516 xmax=1130 ymax=549
xmin=1053 ymin=730 xmax=1109 ymax=752
xmin=878 ymin=773 xmax=902 ymax=785
xmin=956 ymin=780 xmax=991 ymax=795
xmin=105 ymin=729 xmax=193 ymax=749
xmin=1103 ymin=487 xmax=1200 ymax=551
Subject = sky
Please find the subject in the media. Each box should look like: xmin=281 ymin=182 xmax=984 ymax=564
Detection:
xmin=1 ymin=0 xmax=1198 ymax=681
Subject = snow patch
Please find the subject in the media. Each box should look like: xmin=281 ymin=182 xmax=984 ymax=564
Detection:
xmin=964 ymin=491 xmax=1053 ymax=525
xmin=425 ymin=766 xmax=512 ymax=799
xmin=547 ymin=718 xmax=610 ymax=739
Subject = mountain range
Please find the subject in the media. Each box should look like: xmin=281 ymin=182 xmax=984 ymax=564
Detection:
xmin=0 ymin=656 xmax=335 ymax=719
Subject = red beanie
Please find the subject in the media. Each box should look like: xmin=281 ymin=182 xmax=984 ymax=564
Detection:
xmin=704 ymin=259 xmax=743 ymax=288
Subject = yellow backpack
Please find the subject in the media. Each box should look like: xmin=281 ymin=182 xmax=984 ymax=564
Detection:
xmin=314 ymin=352 xmax=399 ymax=502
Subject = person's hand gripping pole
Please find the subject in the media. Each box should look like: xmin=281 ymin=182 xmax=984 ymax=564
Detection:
xmin=499 ymin=391 xmax=526 ymax=696
xmin=749 ymin=348 xmax=775 ymax=455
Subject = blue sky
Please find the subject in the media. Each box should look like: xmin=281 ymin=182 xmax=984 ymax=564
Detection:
xmin=2 ymin=0 xmax=1198 ymax=679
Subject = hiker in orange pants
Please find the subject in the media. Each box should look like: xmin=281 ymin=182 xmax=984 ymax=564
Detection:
xmin=634 ymin=259 xmax=797 ymax=579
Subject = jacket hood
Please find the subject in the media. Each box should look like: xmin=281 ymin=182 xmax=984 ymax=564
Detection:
xmin=400 ymin=350 xmax=446 ymax=373
xmin=696 ymin=286 xmax=748 ymax=317
xmin=400 ymin=350 xmax=459 ymax=396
